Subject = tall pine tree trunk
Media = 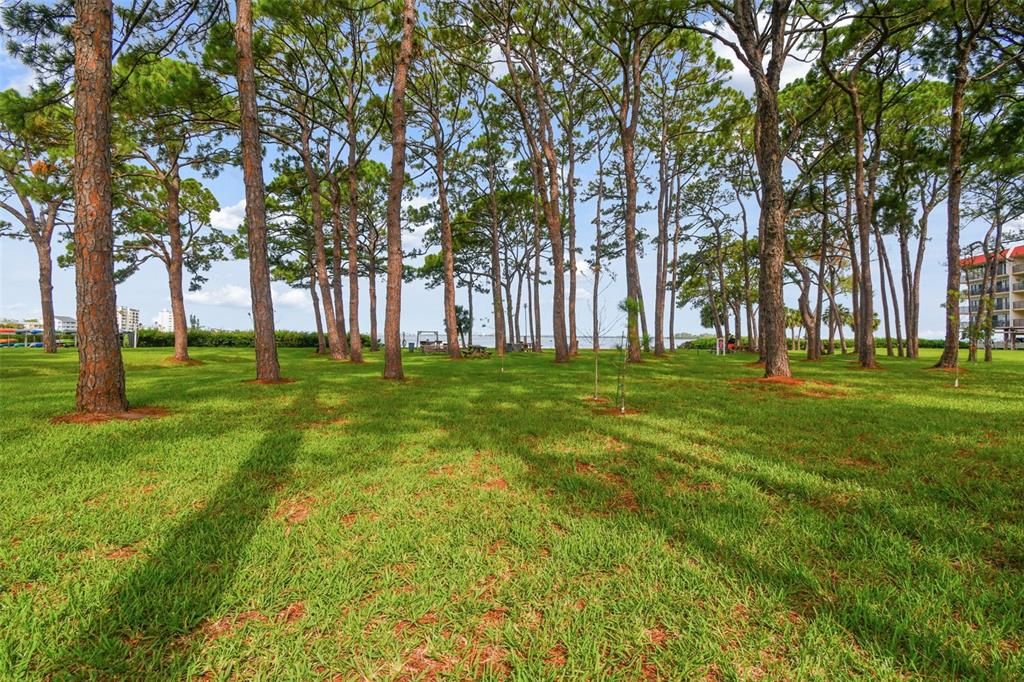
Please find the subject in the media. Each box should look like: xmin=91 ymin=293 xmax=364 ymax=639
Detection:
xmin=300 ymin=122 xmax=346 ymax=360
xmin=623 ymin=128 xmax=642 ymax=362
xmin=235 ymin=0 xmax=280 ymax=381
xmin=488 ymin=177 xmax=504 ymax=356
xmin=310 ymin=267 xmax=326 ymax=354
xmin=165 ymin=170 xmax=190 ymax=362
xmin=345 ymin=20 xmax=363 ymax=363
xmin=752 ymin=82 xmax=791 ymax=378
xmin=434 ymin=125 xmax=461 ymax=359
xmin=368 ymin=259 xmax=378 ymax=351
xmin=567 ymin=136 xmax=578 ymax=355
xmin=35 ymin=239 xmax=57 ymax=353
xmin=72 ymin=0 xmax=127 ymax=412
xmin=937 ymin=49 xmax=972 ymax=368
xmin=382 ymin=0 xmax=414 ymax=379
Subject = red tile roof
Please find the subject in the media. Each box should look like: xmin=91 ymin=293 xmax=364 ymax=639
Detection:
xmin=961 ymin=244 xmax=1024 ymax=267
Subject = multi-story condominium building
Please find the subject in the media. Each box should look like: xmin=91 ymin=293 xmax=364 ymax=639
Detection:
xmin=54 ymin=315 xmax=77 ymax=333
xmin=960 ymin=244 xmax=1024 ymax=349
xmin=116 ymin=306 xmax=140 ymax=333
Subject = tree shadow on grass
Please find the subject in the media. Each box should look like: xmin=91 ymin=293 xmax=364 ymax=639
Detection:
xmin=50 ymin=392 xmax=309 ymax=680
xmin=500 ymin=406 xmax=1005 ymax=680
xmin=368 ymin=355 xmax=1008 ymax=680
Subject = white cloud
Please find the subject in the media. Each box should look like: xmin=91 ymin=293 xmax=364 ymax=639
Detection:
xmin=488 ymin=44 xmax=509 ymax=79
xmin=210 ymin=199 xmax=246 ymax=231
xmin=186 ymin=284 xmax=251 ymax=307
xmin=271 ymin=284 xmax=310 ymax=309
xmin=0 ymin=55 xmax=36 ymax=94
xmin=403 ymin=194 xmax=434 ymax=211
xmin=703 ymin=17 xmax=815 ymax=95
xmin=185 ymin=283 xmax=310 ymax=310
xmin=402 ymin=194 xmax=436 ymax=251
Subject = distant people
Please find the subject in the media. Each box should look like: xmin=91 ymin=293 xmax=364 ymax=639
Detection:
xmin=727 ymin=336 xmax=736 ymax=352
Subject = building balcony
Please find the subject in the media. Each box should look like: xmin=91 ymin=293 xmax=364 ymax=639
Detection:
xmin=1014 ymin=263 xmax=1024 ymax=274
xmin=1014 ymin=301 xmax=1024 ymax=311
xmin=1015 ymin=318 xmax=1024 ymax=327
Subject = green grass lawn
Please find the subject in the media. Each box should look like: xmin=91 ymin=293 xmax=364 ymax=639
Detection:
xmin=0 ymin=346 xmax=1022 ymax=680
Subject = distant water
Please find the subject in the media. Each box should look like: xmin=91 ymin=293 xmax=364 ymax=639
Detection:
xmin=406 ymin=333 xmax=682 ymax=349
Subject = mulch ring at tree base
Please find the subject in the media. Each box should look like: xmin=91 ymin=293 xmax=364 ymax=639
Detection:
xmin=161 ymin=357 xmax=205 ymax=367
xmin=581 ymin=395 xmax=610 ymax=404
xmin=243 ymin=377 xmax=297 ymax=385
xmin=594 ymin=407 xmax=642 ymax=416
xmin=51 ymin=406 xmax=171 ymax=425
xmin=728 ymin=376 xmax=847 ymax=399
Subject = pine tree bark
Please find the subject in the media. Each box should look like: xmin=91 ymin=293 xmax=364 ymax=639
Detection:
xmin=235 ymin=0 xmax=280 ymax=381
xmin=532 ymin=211 xmax=542 ymax=352
xmin=487 ymin=163 xmax=504 ymax=356
xmin=345 ymin=50 xmax=363 ymax=362
xmin=653 ymin=121 xmax=669 ymax=357
xmin=623 ymin=128 xmax=642 ymax=362
xmin=496 ymin=41 xmax=568 ymax=362
xmin=369 ymin=258 xmax=379 ymax=351
xmin=343 ymin=189 xmax=362 ymax=362
xmin=433 ymin=123 xmax=461 ymax=359
xmin=876 ymin=228 xmax=903 ymax=357
xmin=72 ymin=0 xmax=127 ymax=413
xmin=300 ymin=118 xmax=347 ymax=361
xmin=329 ymin=194 xmax=350 ymax=357
xmin=937 ymin=58 xmax=970 ymax=368
xmin=165 ymin=170 xmax=190 ymax=362
xmin=382 ymin=0 xmax=414 ymax=379
xmin=593 ymin=164 xmax=604 ymax=353
xmin=669 ymin=209 xmax=681 ymax=352
xmin=566 ymin=136 xmax=578 ymax=355
xmin=36 ymin=240 xmax=57 ymax=353
xmin=753 ymin=91 xmax=791 ymax=378
xmin=310 ymin=267 xmax=326 ymax=354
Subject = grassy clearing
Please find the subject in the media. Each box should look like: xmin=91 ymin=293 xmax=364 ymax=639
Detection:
xmin=0 ymin=347 xmax=1022 ymax=680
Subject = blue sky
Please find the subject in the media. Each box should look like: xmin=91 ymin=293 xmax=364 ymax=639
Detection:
xmin=0 ymin=36 xmax=1004 ymax=343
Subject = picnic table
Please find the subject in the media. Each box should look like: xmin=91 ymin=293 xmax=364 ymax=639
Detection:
xmin=461 ymin=345 xmax=492 ymax=358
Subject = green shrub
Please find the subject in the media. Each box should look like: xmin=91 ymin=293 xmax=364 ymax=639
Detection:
xmin=136 ymin=328 xmax=321 ymax=348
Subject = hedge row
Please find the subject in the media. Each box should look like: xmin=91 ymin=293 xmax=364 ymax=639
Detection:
xmin=136 ymin=328 xmax=374 ymax=348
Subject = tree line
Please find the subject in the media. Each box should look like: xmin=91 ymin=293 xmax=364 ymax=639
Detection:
xmin=1 ymin=0 xmax=1022 ymax=414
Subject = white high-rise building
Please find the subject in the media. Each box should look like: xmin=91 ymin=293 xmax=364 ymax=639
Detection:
xmin=155 ymin=309 xmax=174 ymax=333
xmin=117 ymin=306 xmax=140 ymax=333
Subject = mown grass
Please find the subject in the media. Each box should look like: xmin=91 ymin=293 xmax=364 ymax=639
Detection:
xmin=0 ymin=346 xmax=1022 ymax=681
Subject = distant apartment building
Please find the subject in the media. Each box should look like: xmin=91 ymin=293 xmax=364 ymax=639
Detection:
xmin=117 ymin=306 xmax=141 ymax=333
xmin=960 ymin=244 xmax=1024 ymax=348
xmin=155 ymin=309 xmax=174 ymax=333
xmin=54 ymin=315 xmax=76 ymax=333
